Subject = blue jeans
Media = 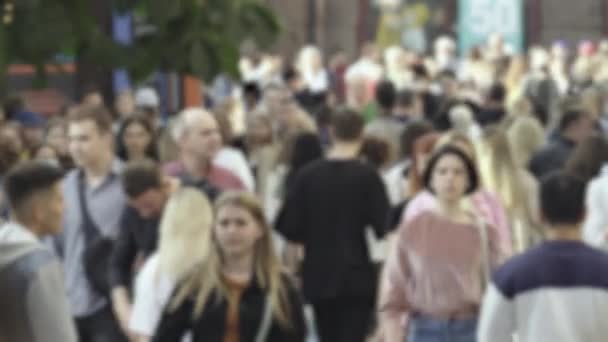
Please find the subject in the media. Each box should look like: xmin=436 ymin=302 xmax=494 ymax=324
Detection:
xmin=407 ymin=315 xmax=477 ymax=342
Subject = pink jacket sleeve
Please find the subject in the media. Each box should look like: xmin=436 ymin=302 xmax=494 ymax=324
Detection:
xmin=473 ymin=190 xmax=512 ymax=257
xmin=378 ymin=221 xmax=413 ymax=341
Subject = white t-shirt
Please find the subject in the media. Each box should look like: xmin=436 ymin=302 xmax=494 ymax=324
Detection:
xmin=129 ymin=254 xmax=177 ymax=338
xmin=214 ymin=147 xmax=256 ymax=192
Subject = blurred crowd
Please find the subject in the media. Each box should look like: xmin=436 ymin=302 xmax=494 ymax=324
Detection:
xmin=2 ymin=32 xmax=608 ymax=342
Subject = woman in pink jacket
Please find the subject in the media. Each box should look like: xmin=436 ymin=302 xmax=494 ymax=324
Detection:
xmin=379 ymin=146 xmax=503 ymax=342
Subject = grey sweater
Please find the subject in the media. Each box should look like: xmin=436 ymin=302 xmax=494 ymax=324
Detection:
xmin=0 ymin=242 xmax=77 ymax=342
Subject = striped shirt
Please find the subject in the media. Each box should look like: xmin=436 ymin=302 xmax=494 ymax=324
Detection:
xmin=478 ymin=240 xmax=608 ymax=342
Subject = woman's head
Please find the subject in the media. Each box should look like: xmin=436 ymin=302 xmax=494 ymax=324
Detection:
xmin=360 ymin=136 xmax=391 ymax=170
xmin=45 ymin=119 xmax=69 ymax=157
xmin=214 ymin=191 xmax=270 ymax=260
xmin=173 ymin=191 xmax=292 ymax=327
xmin=409 ymin=132 xmax=441 ymax=195
xmin=289 ymin=133 xmax=323 ymax=171
xmin=116 ymin=115 xmax=158 ymax=161
xmin=506 ymin=115 xmax=545 ymax=167
xmin=246 ymin=113 xmax=274 ymax=147
xmin=565 ymin=134 xmax=608 ymax=183
xmin=33 ymin=144 xmax=60 ymax=166
xmin=158 ymin=187 xmax=213 ymax=279
xmin=423 ymin=146 xmax=479 ymax=202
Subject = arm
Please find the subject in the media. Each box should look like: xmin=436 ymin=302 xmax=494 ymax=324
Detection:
xmin=583 ymin=181 xmax=607 ymax=246
xmin=152 ymin=299 xmax=192 ymax=342
xmin=130 ymin=256 xmax=167 ymax=341
xmin=275 ymin=172 xmax=306 ymax=243
xmin=378 ymin=224 xmax=412 ymax=342
xmin=367 ymin=171 xmax=391 ymax=239
xmin=28 ymin=260 xmax=78 ymax=342
xmin=477 ymin=284 xmax=516 ymax=342
xmin=109 ymin=207 xmax=138 ymax=334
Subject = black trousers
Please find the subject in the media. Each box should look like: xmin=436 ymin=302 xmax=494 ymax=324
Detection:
xmin=75 ymin=305 xmax=127 ymax=342
xmin=312 ymin=296 xmax=375 ymax=342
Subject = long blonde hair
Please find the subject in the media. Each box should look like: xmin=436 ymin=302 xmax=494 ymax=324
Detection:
xmin=171 ymin=191 xmax=292 ymax=328
xmin=506 ymin=115 xmax=545 ymax=168
xmin=158 ymin=187 xmax=214 ymax=281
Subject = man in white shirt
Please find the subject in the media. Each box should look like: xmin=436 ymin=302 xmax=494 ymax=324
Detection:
xmin=0 ymin=161 xmax=77 ymax=342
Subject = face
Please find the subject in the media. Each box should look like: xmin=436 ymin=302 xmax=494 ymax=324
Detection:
xmin=123 ymin=121 xmax=152 ymax=159
xmin=430 ymin=154 xmax=469 ymax=202
xmin=83 ymin=93 xmax=103 ymax=107
xmin=36 ymin=182 xmax=64 ymax=235
xmin=68 ymin=120 xmax=111 ymax=168
xmin=23 ymin=127 xmax=45 ymax=149
xmin=116 ymin=92 xmax=135 ymax=118
xmin=35 ymin=146 xmax=59 ymax=164
xmin=215 ymin=204 xmax=263 ymax=259
xmin=249 ymin=119 xmax=272 ymax=144
xmin=572 ymin=116 xmax=595 ymax=143
xmin=181 ymin=114 xmax=222 ymax=161
xmin=129 ymin=188 xmax=166 ymax=218
xmin=1 ymin=127 xmax=23 ymax=152
xmin=47 ymin=125 xmax=68 ymax=155
xmin=264 ymin=88 xmax=293 ymax=118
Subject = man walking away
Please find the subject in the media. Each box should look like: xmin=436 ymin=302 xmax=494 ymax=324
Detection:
xmin=478 ymin=172 xmax=608 ymax=342
xmin=277 ymin=109 xmax=390 ymax=342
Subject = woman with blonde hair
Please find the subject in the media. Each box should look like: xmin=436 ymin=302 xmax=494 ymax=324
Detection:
xmin=153 ymin=191 xmax=307 ymax=341
xmin=479 ymin=127 xmax=543 ymax=253
xmin=130 ymin=187 xmax=214 ymax=342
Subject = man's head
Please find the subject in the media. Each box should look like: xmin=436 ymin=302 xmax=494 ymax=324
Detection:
xmin=486 ymin=83 xmax=506 ymax=107
xmin=4 ymin=161 xmax=64 ymax=236
xmin=540 ymin=172 xmax=586 ymax=228
xmin=283 ymin=67 xmax=303 ymax=92
xmin=172 ymin=107 xmax=223 ymax=163
xmin=14 ymin=111 xmax=46 ymax=150
xmin=559 ymin=109 xmax=595 ymax=144
xmin=331 ymin=109 xmax=365 ymax=143
xmin=122 ymin=160 xmax=169 ymax=218
xmin=67 ymin=105 xmax=114 ymax=168
xmin=395 ymin=90 xmax=422 ymax=119
xmin=81 ymin=84 xmax=104 ymax=107
xmin=375 ymin=81 xmax=397 ymax=114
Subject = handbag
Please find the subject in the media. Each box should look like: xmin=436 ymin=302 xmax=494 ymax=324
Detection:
xmin=78 ymin=171 xmax=114 ymax=297
xmin=254 ymin=296 xmax=273 ymax=342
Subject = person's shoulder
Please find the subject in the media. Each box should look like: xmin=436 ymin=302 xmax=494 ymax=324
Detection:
xmin=208 ymin=165 xmax=245 ymax=190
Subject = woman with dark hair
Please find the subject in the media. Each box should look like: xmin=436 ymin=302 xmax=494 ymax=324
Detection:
xmin=284 ymin=133 xmax=324 ymax=192
xmin=116 ymin=115 xmax=159 ymax=162
xmin=380 ymin=146 xmax=502 ymax=342
xmin=565 ymin=134 xmax=608 ymax=184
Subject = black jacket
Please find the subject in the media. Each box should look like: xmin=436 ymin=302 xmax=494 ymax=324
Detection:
xmin=276 ymin=159 xmax=390 ymax=302
xmin=153 ymin=276 xmax=307 ymax=342
xmin=109 ymin=206 xmax=159 ymax=290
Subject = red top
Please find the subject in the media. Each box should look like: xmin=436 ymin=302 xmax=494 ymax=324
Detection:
xmin=162 ymin=161 xmax=245 ymax=191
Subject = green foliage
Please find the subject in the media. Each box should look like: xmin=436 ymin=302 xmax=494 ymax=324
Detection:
xmin=0 ymin=0 xmax=280 ymax=89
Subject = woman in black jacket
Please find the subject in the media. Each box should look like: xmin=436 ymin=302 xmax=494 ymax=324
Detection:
xmin=153 ymin=191 xmax=307 ymax=342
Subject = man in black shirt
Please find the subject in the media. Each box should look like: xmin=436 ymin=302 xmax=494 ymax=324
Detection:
xmin=109 ymin=160 xmax=180 ymax=336
xmin=277 ymin=109 xmax=390 ymax=342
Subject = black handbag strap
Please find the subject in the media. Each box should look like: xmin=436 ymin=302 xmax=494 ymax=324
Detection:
xmin=77 ymin=171 xmax=102 ymax=244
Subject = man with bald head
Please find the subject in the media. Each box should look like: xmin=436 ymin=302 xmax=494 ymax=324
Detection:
xmin=163 ymin=107 xmax=244 ymax=194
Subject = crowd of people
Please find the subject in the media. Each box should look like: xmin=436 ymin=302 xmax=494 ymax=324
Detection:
xmin=3 ymin=33 xmax=608 ymax=342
